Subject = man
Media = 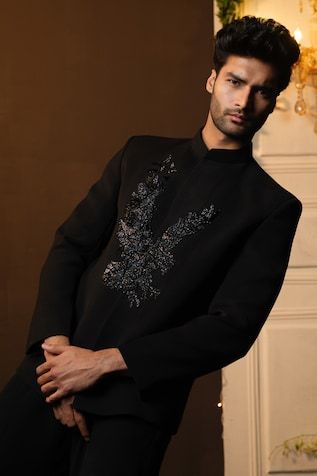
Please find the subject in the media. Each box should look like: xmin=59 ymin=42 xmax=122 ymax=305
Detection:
xmin=0 ymin=16 xmax=302 ymax=475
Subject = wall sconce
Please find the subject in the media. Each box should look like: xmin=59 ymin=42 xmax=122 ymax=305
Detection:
xmin=293 ymin=1 xmax=317 ymax=132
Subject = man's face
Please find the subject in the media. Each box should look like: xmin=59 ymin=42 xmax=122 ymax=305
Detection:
xmin=206 ymin=55 xmax=278 ymax=142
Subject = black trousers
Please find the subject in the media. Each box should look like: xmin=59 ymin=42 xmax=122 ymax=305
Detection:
xmin=0 ymin=373 xmax=171 ymax=476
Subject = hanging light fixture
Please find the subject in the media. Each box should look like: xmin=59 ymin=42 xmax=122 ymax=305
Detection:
xmin=293 ymin=1 xmax=317 ymax=132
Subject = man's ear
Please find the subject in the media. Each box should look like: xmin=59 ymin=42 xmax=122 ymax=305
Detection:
xmin=206 ymin=69 xmax=217 ymax=94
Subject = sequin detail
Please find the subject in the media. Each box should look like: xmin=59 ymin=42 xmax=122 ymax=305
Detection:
xmin=102 ymin=155 xmax=218 ymax=307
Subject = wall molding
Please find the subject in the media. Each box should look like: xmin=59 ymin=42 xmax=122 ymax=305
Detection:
xmin=247 ymin=342 xmax=263 ymax=476
xmin=284 ymin=267 xmax=317 ymax=284
xmin=256 ymin=156 xmax=317 ymax=174
xmin=301 ymin=198 xmax=317 ymax=209
xmin=270 ymin=307 xmax=317 ymax=320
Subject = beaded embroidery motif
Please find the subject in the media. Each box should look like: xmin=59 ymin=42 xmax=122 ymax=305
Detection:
xmin=102 ymin=155 xmax=218 ymax=307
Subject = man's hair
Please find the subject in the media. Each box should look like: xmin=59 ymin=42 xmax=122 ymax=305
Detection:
xmin=213 ymin=16 xmax=300 ymax=93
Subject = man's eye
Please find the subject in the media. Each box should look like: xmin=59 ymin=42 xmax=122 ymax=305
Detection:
xmin=228 ymin=78 xmax=240 ymax=86
xmin=257 ymin=88 xmax=274 ymax=99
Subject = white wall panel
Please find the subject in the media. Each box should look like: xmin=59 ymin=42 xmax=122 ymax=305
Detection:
xmin=261 ymin=321 xmax=317 ymax=473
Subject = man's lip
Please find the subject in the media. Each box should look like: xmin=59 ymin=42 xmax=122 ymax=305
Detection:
xmin=228 ymin=113 xmax=247 ymax=123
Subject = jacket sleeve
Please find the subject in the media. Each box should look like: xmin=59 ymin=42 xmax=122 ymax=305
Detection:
xmin=119 ymin=196 xmax=302 ymax=393
xmin=26 ymin=138 xmax=132 ymax=352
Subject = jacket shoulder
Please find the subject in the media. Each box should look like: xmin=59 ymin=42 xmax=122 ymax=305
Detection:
xmin=123 ymin=134 xmax=190 ymax=162
xmin=251 ymin=158 xmax=302 ymax=207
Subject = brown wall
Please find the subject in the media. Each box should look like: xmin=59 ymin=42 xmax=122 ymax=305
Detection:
xmin=0 ymin=1 xmax=223 ymax=474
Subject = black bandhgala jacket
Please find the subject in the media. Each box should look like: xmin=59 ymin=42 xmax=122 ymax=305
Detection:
xmin=22 ymin=128 xmax=302 ymax=434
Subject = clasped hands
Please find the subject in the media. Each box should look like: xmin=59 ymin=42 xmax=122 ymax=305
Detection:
xmin=36 ymin=340 xmax=127 ymax=441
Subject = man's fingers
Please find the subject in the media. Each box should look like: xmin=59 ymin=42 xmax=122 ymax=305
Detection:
xmin=38 ymin=374 xmax=71 ymax=400
xmin=37 ymin=371 xmax=53 ymax=387
xmin=59 ymin=404 xmax=76 ymax=427
xmin=53 ymin=405 xmax=74 ymax=426
xmin=45 ymin=388 xmax=67 ymax=403
xmin=73 ymin=410 xmax=90 ymax=442
xmin=51 ymin=397 xmax=89 ymax=442
xmin=42 ymin=343 xmax=68 ymax=355
xmin=36 ymin=361 xmax=51 ymax=376
xmin=53 ymin=405 xmax=61 ymax=421
xmin=40 ymin=381 xmax=58 ymax=397
xmin=52 ymin=397 xmax=77 ymax=427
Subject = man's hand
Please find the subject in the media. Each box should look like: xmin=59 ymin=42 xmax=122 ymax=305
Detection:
xmin=36 ymin=344 xmax=127 ymax=403
xmin=38 ymin=336 xmax=90 ymax=440
xmin=53 ymin=396 xmax=90 ymax=442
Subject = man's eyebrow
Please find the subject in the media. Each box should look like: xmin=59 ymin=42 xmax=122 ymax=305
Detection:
xmin=225 ymin=72 xmax=247 ymax=84
xmin=226 ymin=71 xmax=277 ymax=91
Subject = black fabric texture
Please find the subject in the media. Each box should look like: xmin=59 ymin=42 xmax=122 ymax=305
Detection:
xmin=19 ymin=128 xmax=302 ymax=434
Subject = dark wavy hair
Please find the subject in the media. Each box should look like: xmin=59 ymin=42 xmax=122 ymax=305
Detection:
xmin=213 ymin=16 xmax=300 ymax=93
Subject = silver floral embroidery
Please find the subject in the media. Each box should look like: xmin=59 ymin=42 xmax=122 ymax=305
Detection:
xmin=102 ymin=155 xmax=218 ymax=307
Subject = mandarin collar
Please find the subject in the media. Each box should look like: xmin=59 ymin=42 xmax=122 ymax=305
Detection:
xmin=191 ymin=128 xmax=253 ymax=164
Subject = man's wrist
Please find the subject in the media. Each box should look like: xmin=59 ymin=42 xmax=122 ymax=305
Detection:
xmin=95 ymin=348 xmax=128 ymax=376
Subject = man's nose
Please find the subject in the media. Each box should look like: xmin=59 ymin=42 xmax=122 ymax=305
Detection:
xmin=235 ymin=88 xmax=253 ymax=111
